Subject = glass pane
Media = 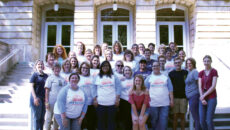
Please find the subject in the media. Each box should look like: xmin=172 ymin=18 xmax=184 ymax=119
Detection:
xmin=103 ymin=25 xmax=112 ymax=46
xmin=118 ymin=25 xmax=127 ymax=48
xmin=159 ymin=25 xmax=169 ymax=45
xmin=47 ymin=25 xmax=57 ymax=46
xmin=156 ymin=8 xmax=185 ymax=22
xmin=101 ymin=8 xmax=129 ymax=21
xmin=174 ymin=25 xmax=183 ymax=46
xmin=62 ymin=25 xmax=71 ymax=46
xmin=47 ymin=47 xmax=54 ymax=53
xmin=46 ymin=8 xmax=74 ymax=22
xmin=64 ymin=47 xmax=70 ymax=55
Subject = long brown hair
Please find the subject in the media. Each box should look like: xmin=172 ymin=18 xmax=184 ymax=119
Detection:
xmin=53 ymin=45 xmax=67 ymax=60
xmin=132 ymin=75 xmax=146 ymax=91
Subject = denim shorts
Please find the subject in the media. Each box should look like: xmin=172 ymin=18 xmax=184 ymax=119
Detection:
xmin=131 ymin=107 xmax=150 ymax=116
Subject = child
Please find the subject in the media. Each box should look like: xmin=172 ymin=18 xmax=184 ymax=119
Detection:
xmin=129 ymin=75 xmax=150 ymax=130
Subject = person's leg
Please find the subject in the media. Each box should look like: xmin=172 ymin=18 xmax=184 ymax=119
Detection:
xmin=206 ymin=98 xmax=217 ymax=130
xmin=44 ymin=107 xmax=52 ymax=130
xmin=54 ymin=114 xmax=69 ymax=130
xmin=71 ymin=118 xmax=81 ymax=130
xmin=157 ymin=106 xmax=169 ymax=130
xmin=40 ymin=100 xmax=46 ymax=130
xmin=199 ymin=100 xmax=207 ymax=130
xmin=107 ymin=105 xmax=117 ymax=130
xmin=188 ymin=94 xmax=201 ymax=130
xmin=139 ymin=114 xmax=148 ymax=130
xmin=173 ymin=114 xmax=178 ymax=130
xmin=85 ymin=105 xmax=96 ymax=130
xmin=178 ymin=113 xmax=185 ymax=130
xmin=31 ymin=98 xmax=43 ymax=130
xmin=119 ymin=99 xmax=132 ymax=130
xmin=96 ymin=105 xmax=106 ymax=130
xmin=149 ymin=107 xmax=159 ymax=130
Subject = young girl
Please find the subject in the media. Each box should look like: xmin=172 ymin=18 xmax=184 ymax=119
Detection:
xmin=90 ymin=55 xmax=100 ymax=78
xmin=70 ymin=57 xmax=79 ymax=73
xmin=53 ymin=45 xmax=67 ymax=65
xmin=129 ymin=75 xmax=150 ymax=130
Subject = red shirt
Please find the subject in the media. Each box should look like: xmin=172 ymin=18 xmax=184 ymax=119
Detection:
xmin=128 ymin=92 xmax=150 ymax=111
xmin=199 ymin=68 xmax=218 ymax=100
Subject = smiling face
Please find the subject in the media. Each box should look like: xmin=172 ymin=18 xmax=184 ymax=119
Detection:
xmin=174 ymin=59 xmax=182 ymax=71
xmin=115 ymin=61 xmax=124 ymax=73
xmin=92 ymin=57 xmax=100 ymax=68
xmin=123 ymin=66 xmax=132 ymax=78
xmin=53 ymin=66 xmax=61 ymax=76
xmin=47 ymin=55 xmax=55 ymax=66
xmin=76 ymin=43 xmax=83 ymax=55
xmin=132 ymin=45 xmax=139 ymax=55
xmin=63 ymin=61 xmax=71 ymax=72
xmin=114 ymin=44 xmax=120 ymax=53
xmin=69 ymin=74 xmax=80 ymax=86
xmin=138 ymin=44 xmax=145 ymax=54
xmin=105 ymin=51 xmax=112 ymax=61
xmin=70 ymin=58 xmax=78 ymax=68
xmin=36 ymin=61 xmax=44 ymax=72
xmin=57 ymin=47 xmax=63 ymax=56
xmin=186 ymin=59 xmax=194 ymax=71
xmin=125 ymin=53 xmax=132 ymax=61
xmin=144 ymin=50 xmax=151 ymax=59
xmin=81 ymin=63 xmax=89 ymax=76
xmin=148 ymin=45 xmax=155 ymax=54
xmin=95 ymin=47 xmax=101 ymax=56
xmin=152 ymin=62 xmax=160 ymax=75
xmin=179 ymin=51 xmax=186 ymax=61
xmin=203 ymin=57 xmax=212 ymax=69
xmin=134 ymin=76 xmax=143 ymax=90
xmin=102 ymin=62 xmax=110 ymax=74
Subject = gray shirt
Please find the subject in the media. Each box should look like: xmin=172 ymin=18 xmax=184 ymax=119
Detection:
xmin=185 ymin=69 xmax=199 ymax=98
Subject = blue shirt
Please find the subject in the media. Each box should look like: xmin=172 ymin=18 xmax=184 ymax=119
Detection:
xmin=30 ymin=72 xmax=48 ymax=99
xmin=134 ymin=70 xmax=151 ymax=80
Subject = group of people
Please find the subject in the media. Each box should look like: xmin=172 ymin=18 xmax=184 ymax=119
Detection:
xmin=29 ymin=41 xmax=218 ymax=130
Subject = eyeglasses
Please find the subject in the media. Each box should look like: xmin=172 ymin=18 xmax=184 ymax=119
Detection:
xmin=82 ymin=67 xmax=89 ymax=69
xmin=116 ymin=65 xmax=124 ymax=67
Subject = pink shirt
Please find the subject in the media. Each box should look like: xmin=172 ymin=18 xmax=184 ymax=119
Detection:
xmin=199 ymin=68 xmax=218 ymax=100
xmin=128 ymin=92 xmax=150 ymax=111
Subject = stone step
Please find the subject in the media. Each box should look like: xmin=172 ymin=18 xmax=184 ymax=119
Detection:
xmin=214 ymin=118 xmax=230 ymax=126
xmin=0 ymin=126 xmax=28 ymax=130
xmin=0 ymin=118 xmax=28 ymax=126
xmin=215 ymin=126 xmax=230 ymax=130
xmin=0 ymin=114 xmax=28 ymax=118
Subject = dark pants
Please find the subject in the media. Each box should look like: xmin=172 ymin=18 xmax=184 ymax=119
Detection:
xmin=119 ymin=99 xmax=132 ymax=130
xmin=82 ymin=105 xmax=97 ymax=130
xmin=30 ymin=96 xmax=45 ymax=130
xmin=188 ymin=94 xmax=201 ymax=130
xmin=96 ymin=105 xmax=116 ymax=130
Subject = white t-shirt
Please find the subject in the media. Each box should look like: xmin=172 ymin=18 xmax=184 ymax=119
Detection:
xmin=78 ymin=75 xmax=94 ymax=105
xmin=148 ymin=74 xmax=170 ymax=107
xmin=113 ymin=52 xmax=124 ymax=61
xmin=121 ymin=78 xmax=133 ymax=101
xmin=165 ymin=59 xmax=175 ymax=72
xmin=66 ymin=88 xmax=85 ymax=118
xmin=95 ymin=75 xmax=116 ymax=106
xmin=45 ymin=75 xmax=66 ymax=105
xmin=77 ymin=55 xmax=87 ymax=66
xmin=90 ymin=69 xmax=99 ymax=78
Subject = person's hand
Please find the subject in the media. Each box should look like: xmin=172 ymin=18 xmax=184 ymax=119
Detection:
xmin=93 ymin=99 xmax=98 ymax=108
xmin=78 ymin=117 xmax=83 ymax=125
xmin=200 ymin=95 xmax=205 ymax=101
xmin=170 ymin=100 xmax=174 ymax=108
xmin=132 ymin=115 xmax=138 ymax=122
xmin=201 ymin=100 xmax=207 ymax=105
xmin=138 ymin=116 xmax=144 ymax=124
xmin=45 ymin=103 xmax=50 ymax=110
xmin=115 ymin=98 xmax=120 ymax=107
xmin=34 ymin=97 xmax=40 ymax=106
xmin=62 ymin=117 xmax=68 ymax=127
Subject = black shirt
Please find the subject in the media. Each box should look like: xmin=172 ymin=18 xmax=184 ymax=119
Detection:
xmin=169 ymin=69 xmax=188 ymax=98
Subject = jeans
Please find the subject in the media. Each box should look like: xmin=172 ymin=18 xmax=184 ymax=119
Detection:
xmin=188 ymin=94 xmax=201 ymax=130
xmin=54 ymin=114 xmax=81 ymax=130
xmin=30 ymin=96 xmax=46 ymax=130
xmin=199 ymin=97 xmax=217 ymax=130
xmin=44 ymin=103 xmax=58 ymax=130
xmin=96 ymin=105 xmax=117 ymax=130
xmin=149 ymin=106 xmax=169 ymax=130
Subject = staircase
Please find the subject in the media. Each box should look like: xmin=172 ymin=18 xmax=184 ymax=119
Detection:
xmin=0 ymin=62 xmax=33 ymax=130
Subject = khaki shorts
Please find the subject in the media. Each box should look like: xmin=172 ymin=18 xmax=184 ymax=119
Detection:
xmin=172 ymin=98 xmax=188 ymax=114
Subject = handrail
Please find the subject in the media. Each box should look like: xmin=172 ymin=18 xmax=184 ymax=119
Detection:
xmin=0 ymin=49 xmax=20 ymax=67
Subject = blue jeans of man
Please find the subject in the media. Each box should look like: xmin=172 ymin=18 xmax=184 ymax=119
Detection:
xmin=30 ymin=97 xmax=46 ymax=130
xmin=199 ymin=97 xmax=217 ymax=130
xmin=188 ymin=94 xmax=201 ymax=130
xmin=149 ymin=106 xmax=169 ymax=130
xmin=96 ymin=105 xmax=116 ymax=130
xmin=54 ymin=114 xmax=81 ymax=130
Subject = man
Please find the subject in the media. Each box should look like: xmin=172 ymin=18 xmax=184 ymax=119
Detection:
xmin=168 ymin=57 xmax=188 ymax=130
xmin=144 ymin=48 xmax=155 ymax=72
xmin=131 ymin=43 xmax=144 ymax=63
xmin=134 ymin=59 xmax=151 ymax=80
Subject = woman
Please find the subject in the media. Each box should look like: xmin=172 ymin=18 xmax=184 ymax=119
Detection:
xmin=90 ymin=55 xmax=100 ymax=78
xmin=93 ymin=44 xmax=104 ymax=62
xmin=85 ymin=49 xmax=93 ymax=63
xmin=54 ymin=73 xmax=88 ymax=130
xmin=105 ymin=49 xmax=116 ymax=68
xmin=113 ymin=41 xmax=124 ymax=61
xmin=179 ymin=50 xmax=186 ymax=69
xmin=44 ymin=62 xmax=66 ymax=130
xmin=123 ymin=49 xmax=138 ymax=72
xmin=145 ymin=61 xmax=174 ymax=130
xmin=158 ymin=44 xmax=166 ymax=56
xmin=60 ymin=59 xmax=72 ymax=82
xmin=70 ymin=57 xmax=79 ymax=73
xmin=78 ymin=62 xmax=96 ymax=130
xmin=198 ymin=55 xmax=218 ymax=130
xmin=29 ymin=60 xmax=48 ymax=130
xmin=53 ymin=45 xmax=68 ymax=65
xmin=120 ymin=66 xmax=133 ymax=130
xmin=44 ymin=52 xmax=55 ymax=76
xmin=169 ymin=42 xmax=178 ymax=59
xmin=75 ymin=41 xmax=87 ymax=65
xmin=92 ymin=61 xmax=121 ymax=130
xmin=185 ymin=58 xmax=200 ymax=130
xmin=129 ymin=75 xmax=150 ymax=130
